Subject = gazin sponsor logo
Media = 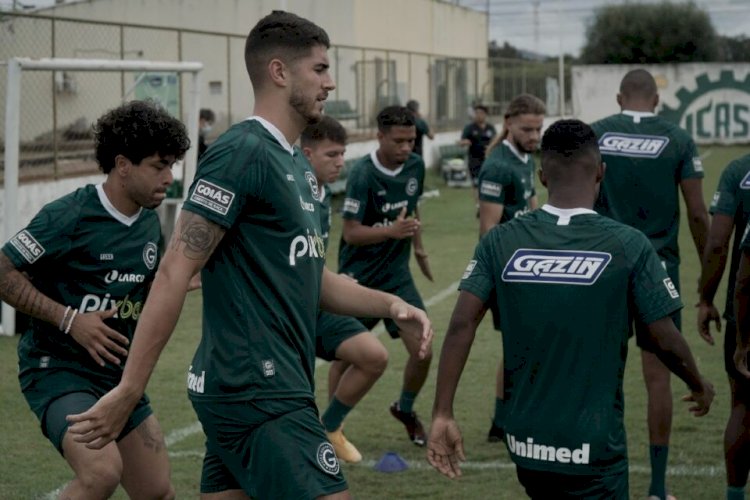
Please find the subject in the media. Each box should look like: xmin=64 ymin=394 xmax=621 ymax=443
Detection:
xmin=502 ymin=249 xmax=611 ymax=285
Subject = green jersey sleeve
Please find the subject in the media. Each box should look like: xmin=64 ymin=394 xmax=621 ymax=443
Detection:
xmin=678 ymin=137 xmax=703 ymax=181
xmin=458 ymin=236 xmax=495 ymax=303
xmin=341 ymin=166 xmax=369 ymax=222
xmin=710 ymin=159 xmax=744 ymax=216
xmin=477 ymin=158 xmax=509 ymax=205
xmin=629 ymin=232 xmax=684 ymax=325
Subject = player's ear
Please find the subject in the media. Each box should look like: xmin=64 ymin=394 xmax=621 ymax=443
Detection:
xmin=301 ymin=146 xmax=313 ymax=161
xmin=268 ymin=58 xmax=288 ymax=88
xmin=114 ymin=154 xmax=131 ymax=176
xmin=538 ymin=167 xmax=548 ymax=188
xmin=653 ymin=93 xmax=660 ymax=108
xmin=616 ymin=93 xmax=623 ymax=108
xmin=597 ymin=161 xmax=606 ymax=184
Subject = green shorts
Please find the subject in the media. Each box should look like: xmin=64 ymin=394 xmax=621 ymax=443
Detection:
xmin=316 ymin=311 xmax=368 ymax=361
xmin=19 ymin=368 xmax=152 ymax=454
xmin=515 ymin=464 xmax=628 ymax=499
xmin=193 ymin=398 xmax=348 ymax=497
xmin=358 ymin=278 xmax=426 ymax=339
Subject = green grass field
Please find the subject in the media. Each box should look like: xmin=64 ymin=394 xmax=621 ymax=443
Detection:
xmin=1 ymin=145 xmax=749 ymax=499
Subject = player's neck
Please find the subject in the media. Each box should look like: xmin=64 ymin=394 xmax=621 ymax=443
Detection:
xmin=375 ymin=149 xmax=401 ymax=170
xmin=102 ymin=177 xmax=140 ymax=216
xmin=253 ymin=100 xmax=305 ymax=146
xmin=547 ymin=190 xmax=595 ymax=210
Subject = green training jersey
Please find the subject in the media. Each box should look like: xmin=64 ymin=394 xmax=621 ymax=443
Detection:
xmin=338 ymin=151 xmax=425 ymax=288
xmin=460 ymin=206 xmax=682 ymax=475
xmin=2 ymin=184 xmax=161 ymax=379
xmin=182 ymin=117 xmax=325 ymax=403
xmin=709 ymin=154 xmax=750 ymax=320
xmin=477 ymin=140 xmax=536 ymax=223
xmin=319 ymin=184 xmax=333 ymax=250
xmin=592 ymin=112 xmax=703 ymax=264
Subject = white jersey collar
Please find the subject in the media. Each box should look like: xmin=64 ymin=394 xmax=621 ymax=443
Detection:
xmin=247 ymin=115 xmax=295 ymax=155
xmin=370 ymin=150 xmax=404 ymax=177
xmin=96 ymin=183 xmax=142 ymax=227
xmin=541 ymin=204 xmax=596 ymax=226
xmin=622 ymin=110 xmax=656 ymax=124
xmin=503 ymin=139 xmax=529 ymax=164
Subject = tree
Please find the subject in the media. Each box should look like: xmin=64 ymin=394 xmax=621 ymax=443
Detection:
xmin=719 ymin=35 xmax=750 ymax=62
xmin=581 ymin=2 xmax=720 ymax=64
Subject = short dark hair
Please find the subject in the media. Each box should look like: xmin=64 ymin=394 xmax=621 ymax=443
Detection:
xmin=540 ymin=119 xmax=600 ymax=179
xmin=473 ymin=104 xmax=489 ymax=113
xmin=94 ymin=100 xmax=190 ymax=174
xmin=406 ymin=99 xmax=419 ymax=112
xmin=199 ymin=108 xmax=215 ymax=122
xmin=244 ymin=10 xmax=330 ymax=89
xmin=376 ymin=105 xmax=415 ymax=133
xmin=619 ymin=69 xmax=657 ymax=100
xmin=301 ymin=115 xmax=347 ymax=147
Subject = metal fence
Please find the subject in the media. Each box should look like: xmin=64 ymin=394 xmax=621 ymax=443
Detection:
xmin=1 ymin=11 xmax=567 ymax=181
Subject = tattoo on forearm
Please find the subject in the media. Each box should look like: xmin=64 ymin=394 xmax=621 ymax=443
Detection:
xmin=174 ymin=213 xmax=221 ymax=260
xmin=0 ymin=255 xmax=57 ymax=323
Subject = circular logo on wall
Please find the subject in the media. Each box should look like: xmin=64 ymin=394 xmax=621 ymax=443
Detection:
xmin=406 ymin=177 xmax=418 ymax=196
xmin=143 ymin=242 xmax=158 ymax=270
xmin=305 ymin=171 xmax=320 ymax=200
xmin=316 ymin=442 xmax=340 ymax=475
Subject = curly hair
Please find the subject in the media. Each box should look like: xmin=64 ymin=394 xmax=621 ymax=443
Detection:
xmin=94 ymin=100 xmax=190 ymax=173
xmin=376 ymin=105 xmax=415 ymax=133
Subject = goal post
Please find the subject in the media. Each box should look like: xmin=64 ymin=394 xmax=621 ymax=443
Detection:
xmin=2 ymin=57 xmax=203 ymax=336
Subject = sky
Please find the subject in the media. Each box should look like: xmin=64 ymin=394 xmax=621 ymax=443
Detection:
xmin=457 ymin=0 xmax=750 ymax=57
xmin=2 ymin=0 xmax=749 ymax=58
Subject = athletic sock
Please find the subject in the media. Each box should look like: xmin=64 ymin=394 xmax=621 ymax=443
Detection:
xmin=727 ymin=485 xmax=746 ymax=500
xmin=398 ymin=391 xmax=417 ymax=414
xmin=493 ymin=397 xmax=506 ymax=428
xmin=321 ymin=397 xmax=353 ymax=432
xmin=648 ymin=444 xmax=669 ymax=499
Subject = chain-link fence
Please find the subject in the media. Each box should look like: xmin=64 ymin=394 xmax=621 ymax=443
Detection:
xmin=1 ymin=12 xmax=568 ymax=182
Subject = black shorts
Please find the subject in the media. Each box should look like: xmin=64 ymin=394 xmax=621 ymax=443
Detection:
xmin=358 ymin=279 xmax=425 ymax=339
xmin=316 ymin=312 xmax=368 ymax=361
xmin=468 ymin=158 xmax=483 ymax=185
xmin=515 ymin=465 xmax=628 ymax=499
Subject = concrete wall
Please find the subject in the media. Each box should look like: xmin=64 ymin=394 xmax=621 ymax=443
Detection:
xmin=572 ymin=63 xmax=750 ymax=145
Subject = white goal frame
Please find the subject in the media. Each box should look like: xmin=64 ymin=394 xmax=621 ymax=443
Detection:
xmin=2 ymin=57 xmax=203 ymax=336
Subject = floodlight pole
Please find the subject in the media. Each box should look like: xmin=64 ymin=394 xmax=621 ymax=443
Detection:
xmin=557 ymin=0 xmax=565 ymax=117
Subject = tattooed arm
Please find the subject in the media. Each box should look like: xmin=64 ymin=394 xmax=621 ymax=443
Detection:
xmin=0 ymin=253 xmax=129 ymax=366
xmin=66 ymin=211 xmax=225 ymax=448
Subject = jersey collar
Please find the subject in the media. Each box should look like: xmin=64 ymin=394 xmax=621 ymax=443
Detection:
xmin=621 ymin=110 xmax=656 ymax=124
xmin=247 ymin=116 xmax=295 ymax=156
xmin=503 ymin=139 xmax=529 ymax=164
xmin=96 ymin=184 xmax=142 ymax=227
xmin=541 ymin=204 xmax=596 ymax=226
xmin=370 ymin=150 xmax=404 ymax=177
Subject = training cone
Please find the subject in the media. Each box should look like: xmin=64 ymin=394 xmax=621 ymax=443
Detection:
xmin=373 ymin=451 xmax=409 ymax=473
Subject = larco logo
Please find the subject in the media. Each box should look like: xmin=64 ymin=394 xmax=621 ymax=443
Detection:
xmin=105 ymin=270 xmax=146 ymax=284
xmin=10 ymin=230 xmax=45 ymax=264
xmin=598 ymin=132 xmax=669 ymax=158
xmin=659 ymin=70 xmax=750 ymax=144
xmin=288 ymin=230 xmax=325 ymax=266
xmin=189 ymin=179 xmax=235 ymax=216
xmin=502 ymin=249 xmax=611 ymax=285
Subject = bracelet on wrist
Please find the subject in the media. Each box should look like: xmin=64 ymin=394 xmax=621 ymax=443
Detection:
xmin=64 ymin=308 xmax=78 ymax=335
xmin=58 ymin=305 xmax=72 ymax=331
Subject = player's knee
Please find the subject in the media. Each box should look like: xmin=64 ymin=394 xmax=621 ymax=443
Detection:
xmin=76 ymin=458 xmax=122 ymax=496
xmin=150 ymin=482 xmax=176 ymax=500
xmin=367 ymin=344 xmax=388 ymax=376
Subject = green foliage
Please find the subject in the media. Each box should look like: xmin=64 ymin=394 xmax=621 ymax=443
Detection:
xmin=719 ymin=35 xmax=750 ymax=62
xmin=581 ymin=1 xmax=720 ymax=64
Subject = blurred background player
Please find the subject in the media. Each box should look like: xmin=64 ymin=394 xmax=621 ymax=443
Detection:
xmin=476 ymin=93 xmax=546 ymax=443
xmin=460 ymin=104 xmax=497 ymax=211
xmin=592 ymin=68 xmax=709 ymax=500
xmin=0 ymin=100 xmax=189 ymax=499
xmin=698 ymin=152 xmax=750 ymax=500
xmin=427 ymin=119 xmax=714 ymax=499
xmin=198 ymin=107 xmax=215 ymax=159
xmin=406 ymin=99 xmax=434 ymax=158
xmin=339 ymin=105 xmax=433 ymax=446
xmin=301 ymin=116 xmax=389 ymax=463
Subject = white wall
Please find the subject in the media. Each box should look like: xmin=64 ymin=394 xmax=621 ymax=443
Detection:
xmin=572 ymin=63 xmax=750 ymax=144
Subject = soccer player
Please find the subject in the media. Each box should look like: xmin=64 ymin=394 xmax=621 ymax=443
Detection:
xmin=66 ymin=11 xmax=432 ymax=500
xmin=592 ymin=68 xmax=709 ymax=500
xmin=697 ymin=153 xmax=750 ymax=500
xmin=339 ymin=105 xmax=433 ymax=446
xmin=0 ymin=100 xmax=189 ymax=499
xmin=427 ymin=119 xmax=714 ymax=499
xmin=406 ymin=99 xmax=434 ymax=158
xmin=477 ymin=93 xmax=546 ymax=443
xmin=460 ymin=104 xmax=497 ymax=205
xmin=301 ymin=116 xmax=389 ymax=464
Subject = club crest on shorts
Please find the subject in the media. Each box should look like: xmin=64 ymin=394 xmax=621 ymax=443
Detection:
xmin=317 ymin=442 xmax=340 ymax=475
xmin=406 ymin=177 xmax=419 ymax=196
xmin=305 ymin=171 xmax=320 ymax=200
xmin=502 ymin=249 xmax=611 ymax=285
xmin=142 ymin=242 xmax=158 ymax=270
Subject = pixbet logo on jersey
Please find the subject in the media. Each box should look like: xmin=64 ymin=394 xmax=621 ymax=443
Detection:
xmin=288 ymin=229 xmax=325 ymax=266
xmin=502 ymin=249 xmax=611 ymax=285
xmin=599 ymin=132 xmax=669 ymax=158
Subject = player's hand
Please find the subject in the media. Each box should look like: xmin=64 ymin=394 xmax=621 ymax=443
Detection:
xmin=69 ymin=308 xmax=129 ymax=367
xmin=390 ymin=300 xmax=433 ymax=360
xmin=388 ymin=207 xmax=420 ymax=240
xmin=681 ymin=377 xmax=714 ymax=417
xmin=187 ymin=272 xmax=202 ymax=292
xmin=734 ymin=344 xmax=750 ymax=379
xmin=414 ymin=249 xmax=434 ymax=282
xmin=696 ymin=300 xmax=720 ymax=345
xmin=66 ymin=384 xmax=139 ymax=449
xmin=427 ymin=416 xmax=465 ymax=479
